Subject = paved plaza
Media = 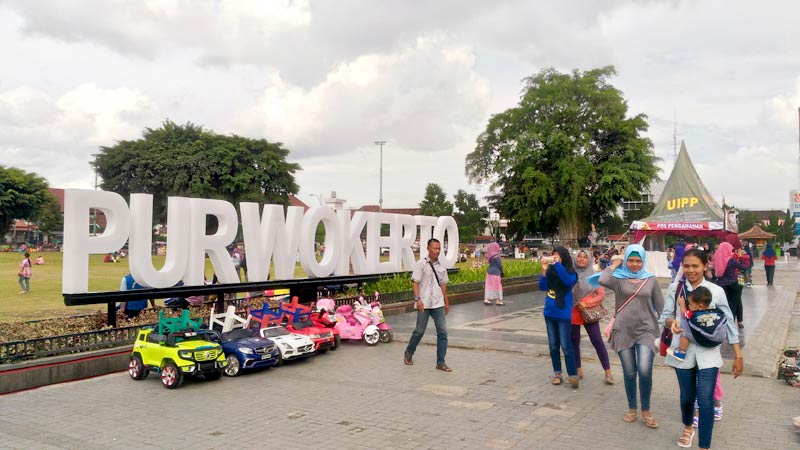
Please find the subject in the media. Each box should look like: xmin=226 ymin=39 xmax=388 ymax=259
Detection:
xmin=1 ymin=260 xmax=799 ymax=449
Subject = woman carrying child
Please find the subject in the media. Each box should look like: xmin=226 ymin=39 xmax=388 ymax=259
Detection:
xmin=660 ymin=248 xmax=743 ymax=449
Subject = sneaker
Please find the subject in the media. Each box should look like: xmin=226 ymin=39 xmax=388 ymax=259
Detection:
xmin=692 ymin=415 xmax=698 ymax=428
xmin=714 ymin=404 xmax=723 ymax=421
xmin=667 ymin=347 xmax=687 ymax=361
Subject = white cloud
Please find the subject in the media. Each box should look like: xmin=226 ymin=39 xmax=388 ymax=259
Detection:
xmin=0 ymin=83 xmax=160 ymax=187
xmin=765 ymin=77 xmax=800 ymax=129
xmin=2 ymin=0 xmax=800 ymax=211
xmin=234 ymin=34 xmax=491 ymax=158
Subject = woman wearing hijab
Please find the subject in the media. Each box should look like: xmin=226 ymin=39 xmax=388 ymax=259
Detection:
xmin=703 ymin=241 xmax=716 ymax=282
xmin=660 ymin=248 xmax=743 ymax=449
xmin=762 ymin=242 xmax=777 ymax=286
xmin=571 ymin=249 xmax=614 ymax=384
xmin=600 ymin=244 xmax=664 ymax=429
xmin=670 ymin=240 xmax=686 ymax=281
xmin=484 ymin=242 xmax=505 ymax=305
xmin=714 ymin=241 xmax=748 ymax=328
xmin=538 ymin=246 xmax=579 ymax=388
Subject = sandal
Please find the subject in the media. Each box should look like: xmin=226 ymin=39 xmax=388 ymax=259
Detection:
xmin=495 ymin=301 xmax=505 ymax=306
xmin=623 ymin=412 xmax=637 ymax=422
xmin=436 ymin=364 xmax=453 ymax=372
xmin=677 ymin=427 xmax=694 ymax=448
xmin=404 ymin=352 xmax=413 ymax=366
xmin=483 ymin=300 xmax=492 ymax=305
xmin=604 ymin=375 xmax=615 ymax=385
xmin=551 ymin=374 xmax=562 ymax=385
xmin=641 ymin=415 xmax=659 ymax=429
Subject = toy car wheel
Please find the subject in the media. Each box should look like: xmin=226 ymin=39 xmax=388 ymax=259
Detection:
xmin=379 ymin=330 xmax=393 ymax=344
xmin=331 ymin=335 xmax=341 ymax=351
xmin=128 ymin=355 xmax=148 ymax=380
xmin=224 ymin=355 xmax=240 ymax=377
xmin=274 ymin=352 xmax=283 ymax=367
xmin=161 ymin=362 xmax=183 ymax=389
xmin=364 ymin=330 xmax=380 ymax=346
xmin=204 ymin=369 xmax=223 ymax=381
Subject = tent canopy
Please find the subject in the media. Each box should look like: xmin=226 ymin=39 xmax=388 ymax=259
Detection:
xmin=631 ymin=141 xmax=734 ymax=242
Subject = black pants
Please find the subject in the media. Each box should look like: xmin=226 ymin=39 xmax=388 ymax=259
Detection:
xmin=722 ymin=283 xmax=743 ymax=323
xmin=765 ymin=265 xmax=775 ymax=285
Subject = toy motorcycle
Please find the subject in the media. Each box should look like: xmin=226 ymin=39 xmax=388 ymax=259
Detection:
xmin=355 ymin=292 xmax=393 ymax=343
xmin=333 ymin=303 xmax=380 ymax=345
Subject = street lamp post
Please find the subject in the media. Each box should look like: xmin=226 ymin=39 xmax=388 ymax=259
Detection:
xmin=374 ymin=140 xmax=386 ymax=212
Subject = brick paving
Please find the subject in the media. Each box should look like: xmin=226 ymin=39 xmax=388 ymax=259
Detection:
xmin=1 ymin=261 xmax=799 ymax=449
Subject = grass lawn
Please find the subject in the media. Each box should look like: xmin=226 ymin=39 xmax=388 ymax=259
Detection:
xmin=0 ymin=252 xmax=308 ymax=323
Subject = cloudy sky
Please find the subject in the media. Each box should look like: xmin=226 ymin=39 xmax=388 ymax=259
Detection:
xmin=2 ymin=0 xmax=799 ymax=213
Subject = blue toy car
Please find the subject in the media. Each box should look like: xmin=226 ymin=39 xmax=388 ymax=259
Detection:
xmin=209 ymin=328 xmax=280 ymax=377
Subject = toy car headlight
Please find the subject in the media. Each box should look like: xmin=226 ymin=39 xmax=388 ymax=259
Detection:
xmin=178 ymin=350 xmax=193 ymax=359
xmin=239 ymin=347 xmax=254 ymax=354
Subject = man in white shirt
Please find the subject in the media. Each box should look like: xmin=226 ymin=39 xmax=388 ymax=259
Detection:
xmin=404 ymin=238 xmax=451 ymax=371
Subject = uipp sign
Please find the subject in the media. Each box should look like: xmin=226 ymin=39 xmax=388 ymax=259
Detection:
xmin=61 ymin=189 xmax=459 ymax=294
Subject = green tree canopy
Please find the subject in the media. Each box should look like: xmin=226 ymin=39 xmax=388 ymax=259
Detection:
xmin=92 ymin=121 xmax=301 ymax=222
xmin=736 ymin=209 xmax=759 ymax=233
xmin=0 ymin=165 xmax=55 ymax=239
xmin=453 ymin=189 xmax=488 ymax=243
xmin=465 ymin=66 xmax=659 ymax=242
xmin=419 ymin=183 xmax=453 ymax=217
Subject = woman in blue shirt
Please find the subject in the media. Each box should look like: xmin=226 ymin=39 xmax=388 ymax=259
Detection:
xmin=538 ymin=246 xmax=578 ymax=388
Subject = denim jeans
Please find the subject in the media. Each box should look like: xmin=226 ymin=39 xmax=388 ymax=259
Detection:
xmin=675 ymin=366 xmax=719 ymax=449
xmin=18 ymin=276 xmax=30 ymax=292
xmin=405 ymin=307 xmax=448 ymax=366
xmin=617 ymin=344 xmax=654 ymax=411
xmin=544 ymin=316 xmax=576 ymax=376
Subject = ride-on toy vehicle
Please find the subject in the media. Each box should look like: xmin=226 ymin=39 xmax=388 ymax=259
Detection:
xmin=333 ymin=303 xmax=380 ymax=345
xmin=283 ymin=319 xmax=336 ymax=353
xmin=258 ymin=325 xmax=315 ymax=365
xmin=357 ymin=291 xmax=393 ymax=343
xmin=312 ymin=298 xmax=340 ymax=350
xmin=209 ymin=328 xmax=280 ymax=377
xmin=128 ymin=311 xmax=227 ymax=389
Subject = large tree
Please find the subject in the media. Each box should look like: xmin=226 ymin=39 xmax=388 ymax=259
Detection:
xmin=419 ymin=183 xmax=453 ymax=217
xmin=0 ymin=165 xmax=54 ymax=239
xmin=465 ymin=66 xmax=659 ymax=242
xmin=453 ymin=189 xmax=488 ymax=243
xmin=93 ymin=121 xmax=301 ymax=222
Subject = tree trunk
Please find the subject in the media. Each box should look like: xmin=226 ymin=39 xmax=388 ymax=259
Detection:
xmin=558 ymin=217 xmax=584 ymax=248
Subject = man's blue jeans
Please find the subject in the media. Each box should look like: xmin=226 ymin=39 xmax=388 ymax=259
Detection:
xmin=405 ymin=307 xmax=447 ymax=366
xmin=675 ymin=366 xmax=719 ymax=449
xmin=617 ymin=344 xmax=654 ymax=411
xmin=544 ymin=316 xmax=576 ymax=376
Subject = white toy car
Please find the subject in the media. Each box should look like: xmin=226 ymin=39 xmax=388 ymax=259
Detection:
xmin=258 ymin=325 xmax=315 ymax=365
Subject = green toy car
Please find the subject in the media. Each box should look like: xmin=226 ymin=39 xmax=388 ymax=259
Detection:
xmin=128 ymin=311 xmax=227 ymax=389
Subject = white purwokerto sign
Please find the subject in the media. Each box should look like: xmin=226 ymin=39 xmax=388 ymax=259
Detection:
xmin=62 ymin=189 xmax=459 ymax=294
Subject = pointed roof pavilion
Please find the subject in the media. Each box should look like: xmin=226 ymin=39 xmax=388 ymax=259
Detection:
xmin=738 ymin=225 xmax=776 ymax=240
xmin=631 ymin=141 xmax=734 ymax=241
